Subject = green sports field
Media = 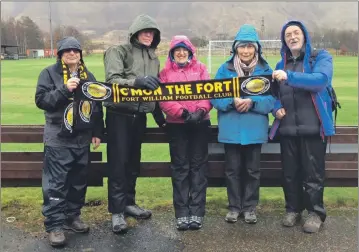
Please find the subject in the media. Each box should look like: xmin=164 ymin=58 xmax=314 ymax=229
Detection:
xmin=1 ymin=54 xmax=357 ymax=232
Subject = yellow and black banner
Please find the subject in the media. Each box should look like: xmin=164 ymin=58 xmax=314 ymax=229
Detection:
xmin=75 ymin=75 xmax=276 ymax=103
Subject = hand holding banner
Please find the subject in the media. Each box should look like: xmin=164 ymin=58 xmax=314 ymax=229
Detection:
xmin=75 ymin=75 xmax=278 ymax=103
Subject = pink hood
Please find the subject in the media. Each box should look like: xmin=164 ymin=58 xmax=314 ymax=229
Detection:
xmin=159 ymin=35 xmax=212 ymax=123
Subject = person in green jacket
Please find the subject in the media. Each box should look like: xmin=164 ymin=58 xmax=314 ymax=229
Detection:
xmin=103 ymin=14 xmax=165 ymax=234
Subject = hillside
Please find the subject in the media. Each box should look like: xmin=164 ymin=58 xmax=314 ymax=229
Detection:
xmin=2 ymin=2 xmax=357 ymax=43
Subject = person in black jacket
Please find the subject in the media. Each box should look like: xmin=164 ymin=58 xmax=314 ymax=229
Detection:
xmin=35 ymin=36 xmax=104 ymax=247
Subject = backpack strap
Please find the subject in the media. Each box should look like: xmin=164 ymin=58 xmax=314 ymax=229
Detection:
xmin=309 ymin=49 xmax=340 ymax=132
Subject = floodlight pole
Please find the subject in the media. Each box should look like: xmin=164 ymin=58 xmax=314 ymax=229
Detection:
xmin=208 ymin=41 xmax=212 ymax=74
xmin=49 ymin=0 xmax=54 ymax=58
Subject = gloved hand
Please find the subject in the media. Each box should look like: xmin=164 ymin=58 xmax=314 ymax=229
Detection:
xmin=181 ymin=109 xmax=189 ymax=119
xmin=134 ymin=76 xmax=161 ymax=90
xmin=184 ymin=109 xmax=206 ymax=124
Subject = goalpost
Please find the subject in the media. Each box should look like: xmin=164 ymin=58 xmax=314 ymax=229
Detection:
xmin=206 ymin=40 xmax=282 ymax=74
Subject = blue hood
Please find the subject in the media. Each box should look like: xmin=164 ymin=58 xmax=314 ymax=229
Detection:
xmin=229 ymin=24 xmax=266 ymax=64
xmin=280 ymin=20 xmax=313 ymax=68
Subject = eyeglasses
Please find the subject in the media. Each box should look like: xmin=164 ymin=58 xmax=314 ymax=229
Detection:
xmin=174 ymin=48 xmax=189 ymax=54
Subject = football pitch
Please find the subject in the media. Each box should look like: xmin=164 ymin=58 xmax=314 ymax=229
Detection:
xmin=1 ymin=54 xmax=357 ymax=231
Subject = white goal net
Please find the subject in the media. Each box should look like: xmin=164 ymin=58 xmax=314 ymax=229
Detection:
xmin=206 ymin=40 xmax=282 ymax=74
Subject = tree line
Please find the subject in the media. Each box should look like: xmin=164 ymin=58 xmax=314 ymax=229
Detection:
xmin=1 ymin=16 xmax=96 ymax=56
xmin=190 ymin=29 xmax=358 ymax=54
xmin=1 ymin=16 xmax=357 ymax=56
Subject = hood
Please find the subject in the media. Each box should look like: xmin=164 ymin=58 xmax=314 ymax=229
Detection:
xmin=229 ymin=24 xmax=266 ymax=64
xmin=163 ymin=35 xmax=198 ymax=70
xmin=128 ymin=14 xmax=161 ymax=48
xmin=280 ymin=20 xmax=312 ymax=58
xmin=56 ymin=36 xmax=82 ymax=59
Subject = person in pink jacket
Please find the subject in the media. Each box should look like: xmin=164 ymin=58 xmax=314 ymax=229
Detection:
xmin=159 ymin=35 xmax=212 ymax=231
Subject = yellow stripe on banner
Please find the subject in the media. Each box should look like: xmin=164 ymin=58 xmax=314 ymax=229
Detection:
xmin=112 ymin=84 xmax=117 ymax=103
xmin=116 ymin=84 xmax=120 ymax=102
xmin=232 ymin=77 xmax=237 ymax=98
xmin=236 ymin=77 xmax=240 ymax=98
xmin=232 ymin=77 xmax=236 ymax=98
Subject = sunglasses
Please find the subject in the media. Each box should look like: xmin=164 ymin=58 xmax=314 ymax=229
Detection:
xmin=63 ymin=48 xmax=80 ymax=53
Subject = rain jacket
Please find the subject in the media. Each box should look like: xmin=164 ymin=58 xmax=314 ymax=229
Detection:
xmin=210 ymin=25 xmax=275 ymax=145
xmin=159 ymin=35 xmax=212 ymax=123
xmin=35 ymin=62 xmax=103 ymax=148
xmin=269 ymin=20 xmax=335 ymax=139
xmin=103 ymin=14 xmax=161 ymax=113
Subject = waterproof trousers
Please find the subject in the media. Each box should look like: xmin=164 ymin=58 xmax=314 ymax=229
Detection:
xmin=224 ymin=143 xmax=262 ymax=213
xmin=280 ymin=135 xmax=327 ymax=221
xmin=167 ymin=121 xmax=210 ymax=218
xmin=106 ymin=109 xmax=146 ymax=214
xmin=42 ymin=145 xmax=89 ymax=232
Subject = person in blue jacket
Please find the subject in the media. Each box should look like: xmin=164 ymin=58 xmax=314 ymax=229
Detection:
xmin=270 ymin=20 xmax=334 ymax=233
xmin=211 ymin=24 xmax=275 ymax=224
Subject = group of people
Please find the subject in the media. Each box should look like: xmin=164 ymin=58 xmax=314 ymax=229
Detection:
xmin=35 ymin=14 xmax=334 ymax=247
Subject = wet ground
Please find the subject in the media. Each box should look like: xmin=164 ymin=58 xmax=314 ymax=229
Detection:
xmin=1 ymin=210 xmax=357 ymax=252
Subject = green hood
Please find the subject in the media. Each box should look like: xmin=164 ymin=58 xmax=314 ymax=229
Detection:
xmin=128 ymin=14 xmax=161 ymax=48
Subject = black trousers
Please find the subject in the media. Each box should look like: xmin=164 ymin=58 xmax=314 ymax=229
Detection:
xmin=42 ymin=146 xmax=89 ymax=232
xmin=167 ymin=121 xmax=210 ymax=218
xmin=224 ymin=143 xmax=262 ymax=213
xmin=106 ymin=109 xmax=146 ymax=214
xmin=280 ymin=136 xmax=327 ymax=222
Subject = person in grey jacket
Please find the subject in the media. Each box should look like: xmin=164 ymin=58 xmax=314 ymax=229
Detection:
xmin=35 ymin=36 xmax=104 ymax=247
xmin=103 ymin=14 xmax=165 ymax=234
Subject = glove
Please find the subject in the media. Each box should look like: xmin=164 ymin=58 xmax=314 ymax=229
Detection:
xmin=184 ymin=109 xmax=206 ymax=124
xmin=134 ymin=76 xmax=161 ymax=90
xmin=181 ymin=109 xmax=189 ymax=119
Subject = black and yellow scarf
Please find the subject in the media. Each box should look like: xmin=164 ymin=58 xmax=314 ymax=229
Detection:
xmin=58 ymin=59 xmax=95 ymax=138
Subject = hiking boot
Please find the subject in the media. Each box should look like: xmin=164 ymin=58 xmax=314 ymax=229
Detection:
xmin=112 ymin=213 xmax=128 ymax=233
xmin=189 ymin=216 xmax=203 ymax=230
xmin=303 ymin=212 xmax=323 ymax=233
xmin=48 ymin=229 xmax=66 ymax=247
xmin=63 ymin=216 xmax=90 ymax=233
xmin=225 ymin=211 xmax=240 ymax=223
xmin=282 ymin=212 xmax=301 ymax=227
xmin=125 ymin=205 xmax=152 ymax=219
xmin=244 ymin=211 xmax=257 ymax=224
xmin=176 ymin=217 xmax=189 ymax=231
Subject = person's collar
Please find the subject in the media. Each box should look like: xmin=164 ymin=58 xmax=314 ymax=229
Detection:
xmin=287 ymin=48 xmax=305 ymax=62
xmin=133 ymin=38 xmax=151 ymax=49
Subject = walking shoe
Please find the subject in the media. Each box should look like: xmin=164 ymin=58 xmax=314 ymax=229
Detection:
xmin=48 ymin=228 xmax=66 ymax=247
xmin=112 ymin=213 xmax=128 ymax=233
xmin=63 ymin=216 xmax=90 ymax=233
xmin=189 ymin=216 xmax=203 ymax=230
xmin=225 ymin=211 xmax=240 ymax=223
xmin=125 ymin=204 xmax=152 ymax=219
xmin=176 ymin=217 xmax=189 ymax=231
xmin=282 ymin=212 xmax=301 ymax=227
xmin=303 ymin=212 xmax=323 ymax=233
xmin=244 ymin=211 xmax=257 ymax=224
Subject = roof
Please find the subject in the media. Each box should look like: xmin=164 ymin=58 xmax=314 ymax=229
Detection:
xmin=1 ymin=45 xmax=19 ymax=48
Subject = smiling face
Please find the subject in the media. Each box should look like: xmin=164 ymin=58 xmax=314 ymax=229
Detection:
xmin=173 ymin=47 xmax=189 ymax=65
xmin=284 ymin=25 xmax=305 ymax=56
xmin=61 ymin=49 xmax=81 ymax=66
xmin=236 ymin=43 xmax=256 ymax=65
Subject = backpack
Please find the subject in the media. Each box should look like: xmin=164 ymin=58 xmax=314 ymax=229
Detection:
xmin=309 ymin=49 xmax=341 ymax=127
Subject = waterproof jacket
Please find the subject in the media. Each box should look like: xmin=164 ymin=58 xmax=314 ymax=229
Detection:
xmin=159 ymin=36 xmax=212 ymax=123
xmin=277 ymin=53 xmax=321 ymax=136
xmin=269 ymin=20 xmax=335 ymax=139
xmin=103 ymin=14 xmax=161 ymax=113
xmin=210 ymin=25 xmax=275 ymax=145
xmin=35 ymin=61 xmax=103 ymax=148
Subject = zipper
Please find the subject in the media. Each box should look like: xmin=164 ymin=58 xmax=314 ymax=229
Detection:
xmin=270 ymin=54 xmax=286 ymax=139
xmin=311 ymin=94 xmax=325 ymax=141
xmin=292 ymin=59 xmax=299 ymax=135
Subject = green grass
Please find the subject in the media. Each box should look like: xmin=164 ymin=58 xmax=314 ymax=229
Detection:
xmin=1 ymin=54 xmax=357 ymax=232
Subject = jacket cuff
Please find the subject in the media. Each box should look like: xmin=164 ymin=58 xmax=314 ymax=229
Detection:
xmin=59 ymin=85 xmax=73 ymax=98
